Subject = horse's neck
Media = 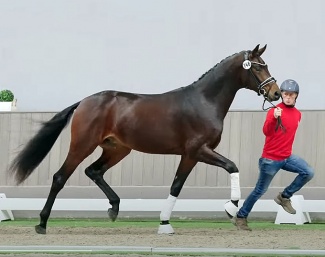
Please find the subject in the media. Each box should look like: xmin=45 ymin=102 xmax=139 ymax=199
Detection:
xmin=215 ymin=84 xmax=239 ymax=118
xmin=195 ymin=65 xmax=242 ymax=119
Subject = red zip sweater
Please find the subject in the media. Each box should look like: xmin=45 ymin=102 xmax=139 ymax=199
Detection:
xmin=262 ymin=102 xmax=301 ymax=161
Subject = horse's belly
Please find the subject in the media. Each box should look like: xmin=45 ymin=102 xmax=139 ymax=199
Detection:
xmin=129 ymin=137 xmax=183 ymax=155
xmin=106 ymin=132 xmax=183 ymax=155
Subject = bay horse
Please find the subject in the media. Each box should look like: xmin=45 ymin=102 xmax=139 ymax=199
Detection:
xmin=9 ymin=44 xmax=280 ymax=234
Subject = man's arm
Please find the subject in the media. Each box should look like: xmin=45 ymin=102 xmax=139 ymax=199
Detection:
xmin=263 ymin=108 xmax=280 ymax=136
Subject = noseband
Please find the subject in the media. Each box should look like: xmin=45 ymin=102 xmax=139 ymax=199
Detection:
xmin=243 ymin=52 xmax=276 ymax=96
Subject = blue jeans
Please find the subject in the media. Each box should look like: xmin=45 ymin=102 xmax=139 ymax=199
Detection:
xmin=237 ymin=155 xmax=314 ymax=218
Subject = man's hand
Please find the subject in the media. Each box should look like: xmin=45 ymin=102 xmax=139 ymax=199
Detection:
xmin=274 ymin=107 xmax=282 ymax=118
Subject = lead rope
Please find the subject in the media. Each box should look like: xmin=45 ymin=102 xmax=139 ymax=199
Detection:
xmin=262 ymin=98 xmax=285 ymax=132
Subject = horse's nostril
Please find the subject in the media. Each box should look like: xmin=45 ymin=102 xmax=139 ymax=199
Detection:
xmin=274 ymin=91 xmax=280 ymax=98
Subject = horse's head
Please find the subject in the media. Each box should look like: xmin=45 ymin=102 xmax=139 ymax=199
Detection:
xmin=241 ymin=44 xmax=281 ymax=102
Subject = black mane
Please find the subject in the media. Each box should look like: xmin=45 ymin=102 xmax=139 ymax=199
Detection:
xmin=191 ymin=52 xmax=241 ymax=86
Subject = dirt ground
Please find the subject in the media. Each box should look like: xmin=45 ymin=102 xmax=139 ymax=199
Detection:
xmin=1 ymin=225 xmax=325 ymax=254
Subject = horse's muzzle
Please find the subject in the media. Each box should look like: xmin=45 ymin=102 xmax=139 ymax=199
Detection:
xmin=272 ymin=90 xmax=281 ymax=101
xmin=268 ymin=90 xmax=281 ymax=102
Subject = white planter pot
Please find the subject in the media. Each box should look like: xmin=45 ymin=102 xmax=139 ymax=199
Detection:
xmin=0 ymin=102 xmax=13 ymax=111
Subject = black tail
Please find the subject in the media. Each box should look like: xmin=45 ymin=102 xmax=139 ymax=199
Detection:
xmin=9 ymin=101 xmax=81 ymax=184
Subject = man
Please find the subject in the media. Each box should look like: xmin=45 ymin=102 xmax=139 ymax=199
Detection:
xmin=234 ymin=79 xmax=314 ymax=231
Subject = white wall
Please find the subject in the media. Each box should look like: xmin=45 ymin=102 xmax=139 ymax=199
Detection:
xmin=0 ymin=0 xmax=324 ymax=111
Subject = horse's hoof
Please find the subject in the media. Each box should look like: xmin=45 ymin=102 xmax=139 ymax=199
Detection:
xmin=158 ymin=223 xmax=175 ymax=235
xmin=108 ymin=208 xmax=118 ymax=221
xmin=35 ymin=225 xmax=46 ymax=234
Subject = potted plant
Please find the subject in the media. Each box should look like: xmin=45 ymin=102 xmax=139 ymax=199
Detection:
xmin=0 ymin=89 xmax=15 ymax=111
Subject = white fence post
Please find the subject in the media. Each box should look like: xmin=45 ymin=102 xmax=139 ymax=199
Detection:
xmin=275 ymin=195 xmax=311 ymax=225
xmin=0 ymin=194 xmax=14 ymax=222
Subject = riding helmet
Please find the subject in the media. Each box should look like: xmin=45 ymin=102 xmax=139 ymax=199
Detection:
xmin=280 ymin=79 xmax=299 ymax=94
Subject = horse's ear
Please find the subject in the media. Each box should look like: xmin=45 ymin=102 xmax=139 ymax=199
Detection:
xmin=257 ymin=44 xmax=267 ymax=56
xmin=251 ymin=44 xmax=260 ymax=57
xmin=252 ymin=44 xmax=267 ymax=57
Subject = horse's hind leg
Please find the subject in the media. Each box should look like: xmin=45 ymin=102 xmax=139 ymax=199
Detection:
xmin=85 ymin=146 xmax=131 ymax=221
xmin=35 ymin=147 xmax=96 ymax=234
xmin=158 ymin=156 xmax=197 ymax=234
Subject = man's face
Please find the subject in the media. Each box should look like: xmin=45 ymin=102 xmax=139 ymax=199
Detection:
xmin=281 ymin=91 xmax=297 ymax=106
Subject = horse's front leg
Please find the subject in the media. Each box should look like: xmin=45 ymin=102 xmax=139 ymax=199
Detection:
xmin=197 ymin=145 xmax=241 ymax=219
xmin=158 ymin=156 xmax=197 ymax=234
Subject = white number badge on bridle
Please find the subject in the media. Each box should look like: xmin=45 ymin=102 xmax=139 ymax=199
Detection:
xmin=242 ymin=60 xmax=251 ymax=70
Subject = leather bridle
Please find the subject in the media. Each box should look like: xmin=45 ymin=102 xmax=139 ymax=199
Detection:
xmin=243 ymin=51 xmax=277 ymax=96
xmin=243 ymin=52 xmax=285 ymax=132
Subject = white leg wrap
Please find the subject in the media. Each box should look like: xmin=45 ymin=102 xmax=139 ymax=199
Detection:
xmin=160 ymin=195 xmax=177 ymax=221
xmin=230 ymin=173 xmax=241 ymax=200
